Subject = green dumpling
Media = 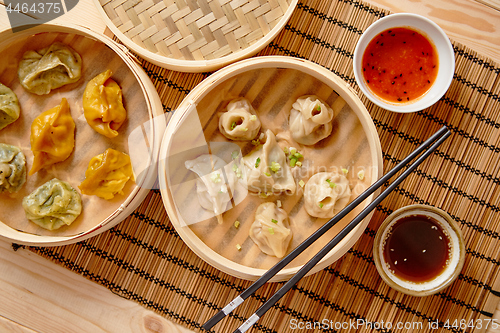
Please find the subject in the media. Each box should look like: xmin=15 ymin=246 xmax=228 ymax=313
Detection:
xmin=18 ymin=42 xmax=82 ymax=95
xmin=0 ymin=143 xmax=26 ymax=193
xmin=22 ymin=178 xmax=82 ymax=230
xmin=0 ymin=83 xmax=20 ymax=131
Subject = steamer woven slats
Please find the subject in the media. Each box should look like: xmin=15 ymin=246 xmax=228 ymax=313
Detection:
xmin=26 ymin=0 xmax=500 ymax=332
xmin=97 ymin=0 xmax=295 ymax=70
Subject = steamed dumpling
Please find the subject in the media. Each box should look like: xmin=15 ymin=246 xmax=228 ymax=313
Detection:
xmin=18 ymin=42 xmax=82 ymax=95
xmin=249 ymin=202 xmax=292 ymax=258
xmin=0 ymin=143 xmax=26 ymax=193
xmin=185 ymin=154 xmax=237 ymax=224
xmin=219 ymin=98 xmax=261 ymax=141
xmin=29 ymin=98 xmax=75 ymax=175
xmin=79 ymin=148 xmax=134 ymax=200
xmin=22 ymin=178 xmax=82 ymax=230
xmin=289 ymin=95 xmax=339 ymax=145
xmin=304 ymin=171 xmax=351 ymax=218
xmin=83 ymin=70 xmax=127 ymax=138
xmin=0 ymin=83 xmax=20 ymax=131
xmin=242 ymin=130 xmax=296 ymax=195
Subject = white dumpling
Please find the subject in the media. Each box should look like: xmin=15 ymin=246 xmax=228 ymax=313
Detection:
xmin=185 ymin=154 xmax=237 ymax=224
xmin=0 ymin=83 xmax=20 ymax=131
xmin=304 ymin=171 xmax=351 ymax=218
xmin=249 ymin=202 xmax=292 ymax=258
xmin=0 ymin=143 xmax=26 ymax=193
xmin=22 ymin=178 xmax=82 ymax=230
xmin=219 ymin=98 xmax=261 ymax=141
xmin=242 ymin=129 xmax=296 ymax=195
xmin=18 ymin=42 xmax=82 ymax=95
xmin=289 ymin=95 xmax=341 ymax=145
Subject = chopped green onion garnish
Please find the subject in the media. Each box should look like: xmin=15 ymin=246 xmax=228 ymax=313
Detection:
xmin=289 ymin=158 xmax=297 ymax=167
xmin=232 ymin=164 xmax=238 ymax=172
xmin=290 ymin=147 xmax=297 ymax=155
xmin=264 ymin=172 xmax=271 ymax=177
xmin=231 ymin=151 xmax=239 ymax=159
xmin=342 ymin=168 xmax=349 ymax=175
xmin=252 ymin=139 xmax=260 ymax=146
xmin=231 ymin=122 xmax=237 ymax=130
xmin=283 ymin=147 xmax=289 ymax=154
xmin=270 ymin=161 xmax=281 ymax=172
xmin=210 ymin=173 xmax=221 ymax=183
xmin=293 ymin=152 xmax=303 ymax=159
xmin=271 ymin=219 xmax=278 ymax=224
xmin=234 ymin=221 xmax=240 ymax=229
xmin=299 ymin=180 xmax=305 ymax=187
xmin=358 ymin=170 xmax=365 ymax=180
xmin=325 ymin=179 xmax=336 ymax=188
xmin=268 ymin=227 xmax=274 ymax=234
xmin=236 ymin=244 xmax=242 ymax=251
xmin=316 ymin=104 xmax=321 ymax=111
xmin=250 ymin=115 xmax=257 ymax=121
xmin=239 ymin=127 xmax=248 ymax=132
xmin=255 ymin=157 xmax=261 ymax=168
xmin=319 ymin=203 xmax=324 ymax=208
xmin=296 ymin=161 xmax=302 ymax=167
xmin=276 ymin=200 xmax=282 ymax=208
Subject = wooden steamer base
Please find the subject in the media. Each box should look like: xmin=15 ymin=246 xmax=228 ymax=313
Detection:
xmin=0 ymin=24 xmax=166 ymax=246
xmin=159 ymin=56 xmax=383 ymax=281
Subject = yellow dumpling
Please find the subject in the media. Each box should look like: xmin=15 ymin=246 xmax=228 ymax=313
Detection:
xmin=29 ymin=98 xmax=75 ymax=175
xmin=83 ymin=70 xmax=127 ymax=138
xmin=79 ymin=148 xmax=134 ymax=200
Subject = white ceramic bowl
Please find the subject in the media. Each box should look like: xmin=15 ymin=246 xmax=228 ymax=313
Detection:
xmin=353 ymin=13 xmax=455 ymax=113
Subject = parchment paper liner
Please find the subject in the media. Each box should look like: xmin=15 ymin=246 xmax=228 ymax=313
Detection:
xmin=165 ymin=66 xmax=379 ymax=271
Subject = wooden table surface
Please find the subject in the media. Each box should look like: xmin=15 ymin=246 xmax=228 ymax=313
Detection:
xmin=0 ymin=0 xmax=499 ymax=332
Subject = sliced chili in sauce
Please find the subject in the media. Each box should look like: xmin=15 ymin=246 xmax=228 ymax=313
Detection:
xmin=362 ymin=27 xmax=438 ymax=103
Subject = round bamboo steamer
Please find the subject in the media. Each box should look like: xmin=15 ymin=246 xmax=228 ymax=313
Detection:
xmin=158 ymin=56 xmax=383 ymax=281
xmin=0 ymin=23 xmax=166 ymax=246
xmin=94 ymin=0 xmax=298 ymax=72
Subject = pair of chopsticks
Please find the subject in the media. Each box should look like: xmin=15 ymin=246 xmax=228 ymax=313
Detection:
xmin=203 ymin=125 xmax=451 ymax=333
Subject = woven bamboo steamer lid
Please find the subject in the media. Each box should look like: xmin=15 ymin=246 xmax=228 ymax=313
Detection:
xmin=158 ymin=56 xmax=383 ymax=281
xmin=0 ymin=23 xmax=166 ymax=246
xmin=94 ymin=0 xmax=298 ymax=72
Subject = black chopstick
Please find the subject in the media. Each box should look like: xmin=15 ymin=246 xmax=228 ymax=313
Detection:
xmin=203 ymin=126 xmax=450 ymax=332
xmin=233 ymin=127 xmax=451 ymax=332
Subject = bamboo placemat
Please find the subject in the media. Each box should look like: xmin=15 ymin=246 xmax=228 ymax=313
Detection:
xmin=24 ymin=0 xmax=500 ymax=332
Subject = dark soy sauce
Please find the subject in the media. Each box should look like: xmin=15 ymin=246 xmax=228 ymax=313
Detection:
xmin=383 ymin=214 xmax=451 ymax=282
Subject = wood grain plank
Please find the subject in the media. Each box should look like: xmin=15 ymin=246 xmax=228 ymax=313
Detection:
xmin=0 ymin=316 xmax=37 ymax=333
xmin=0 ymin=239 xmax=195 ymax=333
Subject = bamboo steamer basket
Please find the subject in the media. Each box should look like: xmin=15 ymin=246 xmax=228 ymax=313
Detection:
xmin=0 ymin=23 xmax=166 ymax=246
xmin=159 ymin=56 xmax=383 ymax=281
xmin=94 ymin=0 xmax=298 ymax=72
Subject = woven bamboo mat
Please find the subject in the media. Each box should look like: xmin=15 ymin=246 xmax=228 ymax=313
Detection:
xmin=25 ymin=0 xmax=500 ymax=332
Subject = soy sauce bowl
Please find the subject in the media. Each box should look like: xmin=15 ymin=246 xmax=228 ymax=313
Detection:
xmin=373 ymin=205 xmax=465 ymax=297
xmin=353 ymin=13 xmax=455 ymax=113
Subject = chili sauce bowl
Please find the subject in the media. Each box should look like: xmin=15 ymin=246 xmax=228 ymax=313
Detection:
xmin=373 ymin=205 xmax=465 ymax=297
xmin=353 ymin=13 xmax=455 ymax=113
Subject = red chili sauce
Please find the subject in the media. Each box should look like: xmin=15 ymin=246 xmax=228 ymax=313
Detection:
xmin=362 ymin=27 xmax=439 ymax=103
